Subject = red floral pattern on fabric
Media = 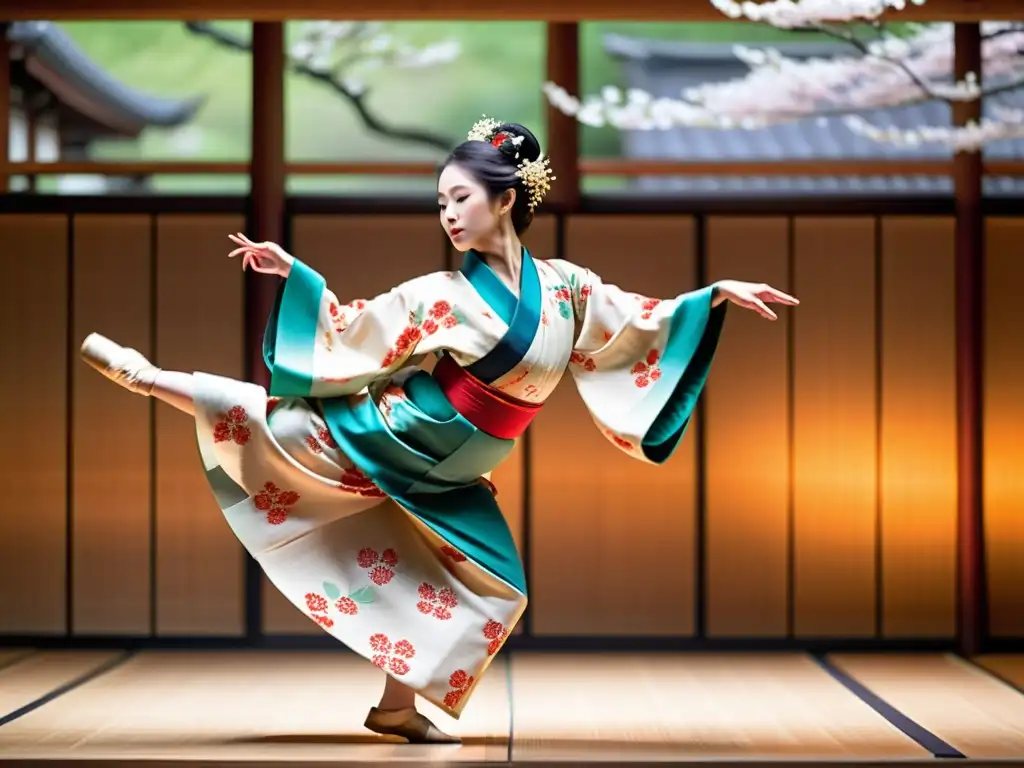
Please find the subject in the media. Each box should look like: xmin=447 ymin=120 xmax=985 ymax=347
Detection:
xmin=304 ymin=592 xmax=336 ymax=627
xmin=631 ymin=349 xmax=662 ymax=388
xmin=633 ymin=295 xmax=662 ymax=320
xmin=604 ymin=430 xmax=634 ymax=451
xmin=305 ymin=593 xmax=328 ymax=613
xmin=253 ymin=482 xmax=300 ymax=525
xmin=335 ymin=597 xmax=358 ymax=615
xmin=213 ymin=405 xmax=252 ymax=445
xmin=369 ymin=633 xmax=416 ymax=676
xmin=329 ymin=299 xmax=368 ymax=333
xmin=416 ymin=582 xmax=459 ymax=621
xmin=339 ymin=467 xmax=387 ymax=498
xmin=379 ymin=384 xmax=406 ymax=420
xmin=569 ymin=351 xmax=597 ymax=372
xmin=266 ymin=397 xmax=282 ymax=417
xmin=443 ymin=669 xmax=476 ymax=708
xmin=381 ymin=300 xmax=467 ymax=367
xmin=483 ymin=619 xmax=510 ymax=656
xmin=358 ymin=547 xmax=399 ymax=585
xmin=306 ymin=425 xmax=338 ymax=455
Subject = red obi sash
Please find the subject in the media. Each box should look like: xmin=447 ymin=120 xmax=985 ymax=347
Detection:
xmin=433 ymin=353 xmax=541 ymax=439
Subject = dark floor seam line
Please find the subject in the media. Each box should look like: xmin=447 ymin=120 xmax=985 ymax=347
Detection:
xmin=0 ymin=650 xmax=136 ymax=729
xmin=811 ymin=654 xmax=964 ymax=759
xmin=0 ymin=649 xmax=37 ymax=675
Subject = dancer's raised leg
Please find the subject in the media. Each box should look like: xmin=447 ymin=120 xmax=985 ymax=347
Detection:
xmin=80 ymin=333 xmax=195 ymax=416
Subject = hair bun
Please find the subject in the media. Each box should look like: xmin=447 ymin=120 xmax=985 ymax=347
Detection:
xmin=493 ymin=122 xmax=542 ymax=165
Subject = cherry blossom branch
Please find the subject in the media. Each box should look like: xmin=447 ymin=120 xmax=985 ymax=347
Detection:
xmin=183 ymin=21 xmax=460 ymax=153
xmin=543 ymin=1 xmax=1024 ymax=151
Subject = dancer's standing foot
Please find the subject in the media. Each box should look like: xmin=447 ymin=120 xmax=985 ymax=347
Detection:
xmin=364 ymin=676 xmax=460 ymax=744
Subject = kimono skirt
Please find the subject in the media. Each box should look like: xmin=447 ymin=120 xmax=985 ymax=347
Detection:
xmin=192 ymin=355 xmax=531 ymax=719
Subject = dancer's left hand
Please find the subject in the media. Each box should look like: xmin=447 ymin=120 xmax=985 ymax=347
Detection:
xmin=712 ymin=280 xmax=799 ymax=321
xmin=227 ymin=233 xmax=295 ymax=278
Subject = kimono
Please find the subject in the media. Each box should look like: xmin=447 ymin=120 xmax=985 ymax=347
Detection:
xmin=192 ymin=246 xmax=727 ymax=717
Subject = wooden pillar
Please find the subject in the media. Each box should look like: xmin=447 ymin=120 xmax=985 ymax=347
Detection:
xmin=952 ymin=21 xmax=986 ymax=657
xmin=247 ymin=21 xmax=285 ymax=388
xmin=246 ymin=21 xmax=285 ymax=641
xmin=0 ymin=22 xmax=10 ymax=193
xmin=544 ymin=22 xmax=580 ymax=209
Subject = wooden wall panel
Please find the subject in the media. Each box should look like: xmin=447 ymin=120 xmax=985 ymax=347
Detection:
xmin=71 ymin=215 xmax=153 ymax=635
xmin=0 ymin=215 xmax=68 ymax=634
xmin=704 ymin=217 xmax=791 ymax=637
xmin=261 ymin=214 xmax=445 ymax=634
xmin=879 ymin=217 xmax=957 ymax=638
xmin=985 ymin=217 xmax=1024 ymax=638
xmin=792 ymin=217 xmax=877 ymax=637
xmin=530 ymin=214 xmax=698 ymax=636
xmin=155 ymin=215 xmax=245 ymax=636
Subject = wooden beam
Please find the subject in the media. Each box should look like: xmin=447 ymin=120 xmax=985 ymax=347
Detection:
xmin=545 ymin=23 xmax=580 ymax=209
xmin=9 ymin=158 xmax=1024 ymax=178
xmin=0 ymin=0 xmax=1019 ymax=20
xmin=952 ymin=23 xmax=986 ymax=658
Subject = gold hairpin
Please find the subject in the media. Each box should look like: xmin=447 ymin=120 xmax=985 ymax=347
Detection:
xmin=516 ymin=156 xmax=556 ymax=212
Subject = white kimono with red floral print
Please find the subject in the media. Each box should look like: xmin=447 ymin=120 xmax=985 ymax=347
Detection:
xmin=190 ymin=249 xmax=726 ymax=718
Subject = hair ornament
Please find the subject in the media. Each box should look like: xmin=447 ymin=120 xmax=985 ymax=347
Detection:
xmin=466 ymin=114 xmax=556 ymax=212
xmin=467 ymin=115 xmax=502 ymax=142
xmin=516 ymin=155 xmax=556 ymax=211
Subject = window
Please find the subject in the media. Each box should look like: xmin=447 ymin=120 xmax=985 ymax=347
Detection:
xmin=11 ymin=20 xmax=251 ymax=194
xmin=283 ymin=20 xmax=546 ymax=195
xmin=576 ymin=21 xmax=965 ymax=197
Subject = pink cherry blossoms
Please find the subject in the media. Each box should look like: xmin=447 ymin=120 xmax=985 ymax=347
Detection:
xmin=542 ymin=0 xmax=1024 ymax=152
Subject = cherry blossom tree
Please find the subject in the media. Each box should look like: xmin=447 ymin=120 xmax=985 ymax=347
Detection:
xmin=543 ymin=0 xmax=1024 ymax=152
xmin=184 ymin=21 xmax=462 ymax=151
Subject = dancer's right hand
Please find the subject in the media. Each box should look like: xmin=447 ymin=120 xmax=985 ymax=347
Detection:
xmin=228 ymin=233 xmax=295 ymax=278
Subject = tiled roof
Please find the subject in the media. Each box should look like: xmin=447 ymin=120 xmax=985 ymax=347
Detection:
xmin=10 ymin=21 xmax=203 ymax=135
xmin=602 ymin=34 xmax=1024 ymax=196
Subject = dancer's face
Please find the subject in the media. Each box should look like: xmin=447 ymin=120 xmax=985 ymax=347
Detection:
xmin=437 ymin=163 xmax=513 ymax=253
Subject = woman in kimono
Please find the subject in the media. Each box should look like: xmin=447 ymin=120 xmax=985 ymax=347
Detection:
xmin=80 ymin=118 xmax=797 ymax=743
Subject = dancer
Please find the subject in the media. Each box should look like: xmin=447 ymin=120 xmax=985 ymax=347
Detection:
xmin=80 ymin=118 xmax=797 ymax=743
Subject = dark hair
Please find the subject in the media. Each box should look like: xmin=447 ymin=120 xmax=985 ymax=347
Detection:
xmin=440 ymin=122 xmax=543 ymax=235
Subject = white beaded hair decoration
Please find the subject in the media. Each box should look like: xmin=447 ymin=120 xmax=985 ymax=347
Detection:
xmin=466 ymin=115 xmax=555 ymax=211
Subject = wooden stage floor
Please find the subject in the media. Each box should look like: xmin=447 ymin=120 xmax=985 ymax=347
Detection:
xmin=0 ymin=649 xmax=1023 ymax=765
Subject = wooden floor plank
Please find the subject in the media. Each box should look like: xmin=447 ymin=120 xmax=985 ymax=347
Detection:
xmin=0 ymin=649 xmax=34 ymax=672
xmin=0 ymin=652 xmax=122 ymax=721
xmin=0 ymin=651 xmax=510 ymax=762
xmin=973 ymin=655 xmax=1024 ymax=692
xmin=829 ymin=653 xmax=1024 ymax=758
xmin=509 ymin=653 xmax=928 ymax=761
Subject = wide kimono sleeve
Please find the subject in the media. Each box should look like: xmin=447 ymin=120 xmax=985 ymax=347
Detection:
xmin=550 ymin=259 xmax=727 ymax=465
xmin=261 ymin=257 xmax=424 ymax=399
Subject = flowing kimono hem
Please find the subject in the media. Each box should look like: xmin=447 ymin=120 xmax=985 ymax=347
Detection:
xmin=190 ymin=372 xmax=522 ymax=718
xmin=638 ymin=289 xmax=728 ymax=464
